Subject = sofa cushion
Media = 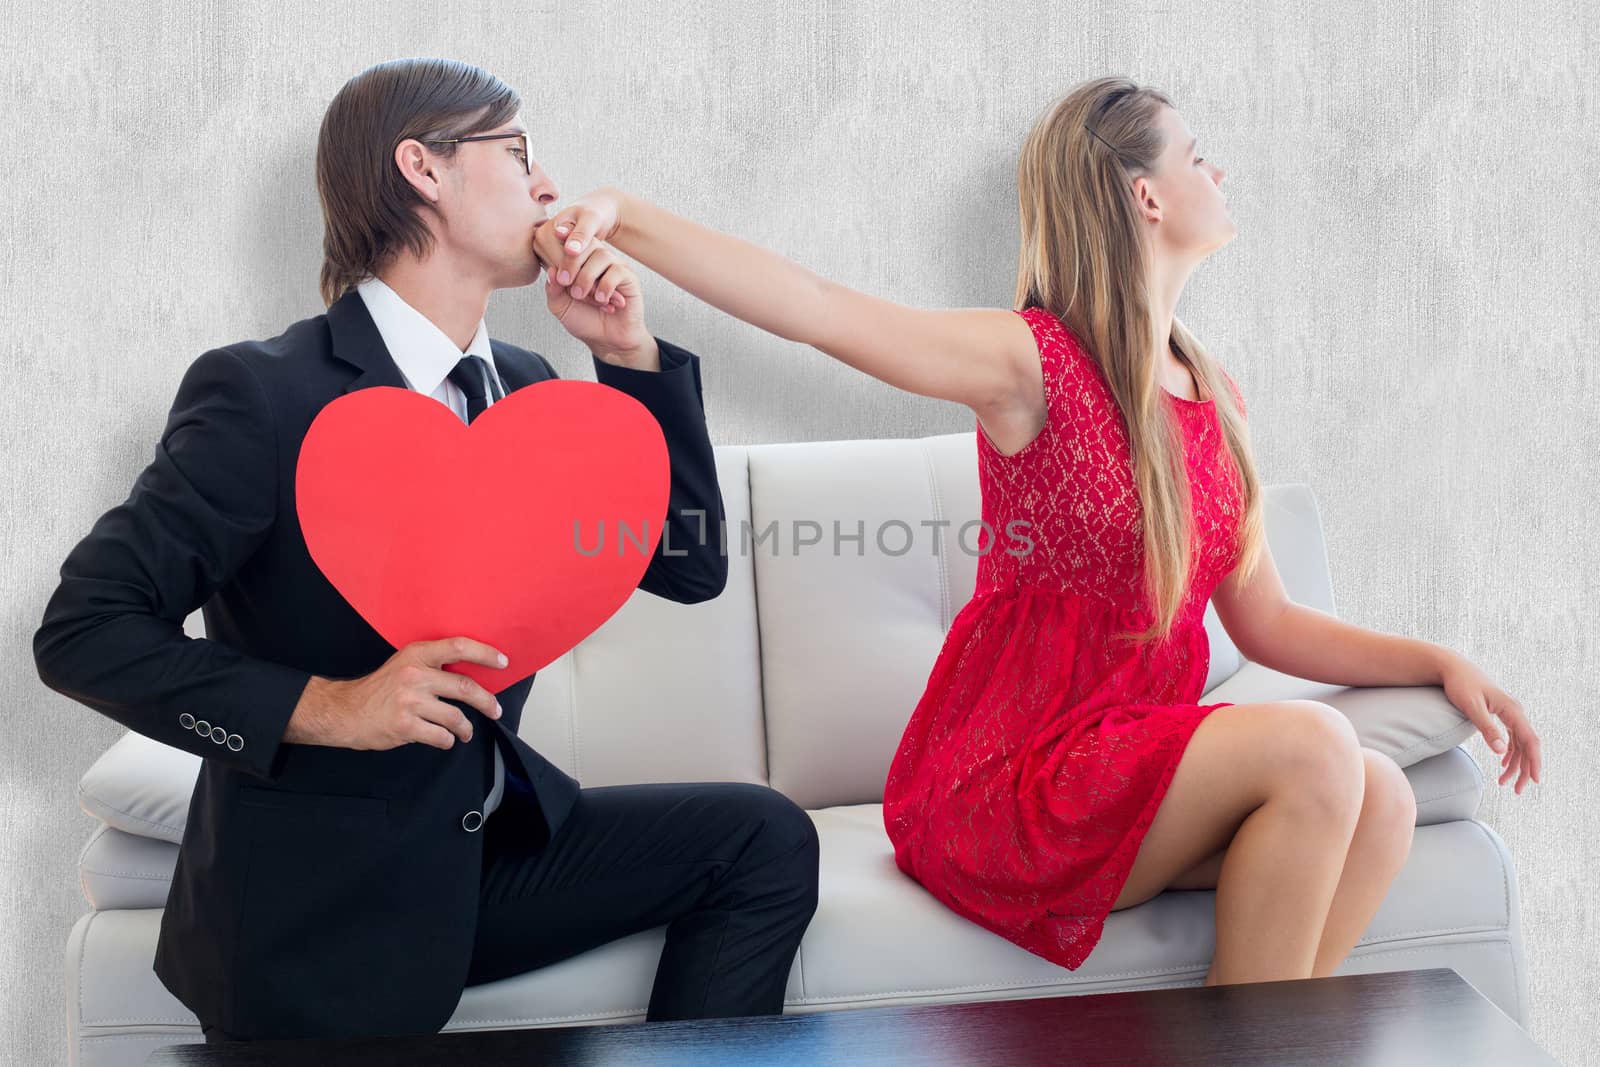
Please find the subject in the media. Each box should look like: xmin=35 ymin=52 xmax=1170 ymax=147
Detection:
xmin=788 ymin=806 xmax=1521 ymax=1016
xmin=66 ymin=803 xmax=1525 ymax=1038
xmin=747 ymin=433 xmax=981 ymax=812
xmin=1403 ymin=745 xmax=1486 ymax=823
xmin=76 ymin=743 xmax=1481 ymax=912
xmin=76 ymin=823 xmax=179 ymax=911
xmin=78 ymin=732 xmax=198 ymax=845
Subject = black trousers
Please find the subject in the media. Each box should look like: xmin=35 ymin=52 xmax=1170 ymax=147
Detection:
xmin=203 ymin=770 xmax=820 ymax=1044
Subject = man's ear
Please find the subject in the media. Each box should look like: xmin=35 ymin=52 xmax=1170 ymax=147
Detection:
xmin=394 ymin=139 xmax=443 ymax=205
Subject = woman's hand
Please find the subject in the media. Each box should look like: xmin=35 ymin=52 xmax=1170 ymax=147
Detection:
xmin=1437 ymin=652 xmax=1542 ymax=794
xmin=544 ymin=187 xmax=626 ymax=285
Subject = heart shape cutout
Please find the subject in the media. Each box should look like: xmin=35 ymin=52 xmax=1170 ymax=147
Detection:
xmin=295 ymin=381 xmax=669 ymax=693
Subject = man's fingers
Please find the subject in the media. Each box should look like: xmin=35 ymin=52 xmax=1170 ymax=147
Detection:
xmin=419 ymin=636 xmax=507 ymax=671
xmin=425 ymin=664 xmax=502 ymax=721
xmin=415 ymin=698 xmax=474 ymax=745
xmin=570 ymin=245 xmax=614 ymax=300
xmin=594 ymin=262 xmax=636 ymax=307
xmin=411 ymin=719 xmax=459 ymax=751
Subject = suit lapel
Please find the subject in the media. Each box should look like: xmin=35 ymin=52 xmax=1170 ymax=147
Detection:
xmin=491 ymin=340 xmax=530 ymax=396
xmin=327 ymin=287 xmax=409 ymax=394
xmin=327 ymin=284 xmax=556 ymax=397
xmin=491 ymin=338 xmax=554 ymax=395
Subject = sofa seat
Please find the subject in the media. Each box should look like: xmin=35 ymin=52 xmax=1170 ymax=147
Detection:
xmin=67 ymin=795 xmax=1525 ymax=1063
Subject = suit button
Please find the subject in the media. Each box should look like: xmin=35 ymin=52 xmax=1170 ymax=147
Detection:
xmin=195 ymin=720 xmax=211 ymax=737
xmin=179 ymin=713 xmax=196 ymax=730
xmin=227 ymin=734 xmax=244 ymax=752
xmin=461 ymin=810 xmax=484 ymax=833
xmin=211 ymin=728 xmax=227 ymax=744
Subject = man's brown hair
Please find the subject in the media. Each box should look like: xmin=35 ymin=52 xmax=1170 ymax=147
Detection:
xmin=316 ymin=58 xmax=521 ymax=308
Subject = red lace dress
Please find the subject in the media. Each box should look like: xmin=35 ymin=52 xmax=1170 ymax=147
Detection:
xmin=882 ymin=306 xmax=1248 ymax=970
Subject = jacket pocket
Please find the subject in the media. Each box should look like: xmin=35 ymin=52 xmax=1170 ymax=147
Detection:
xmin=237 ymin=785 xmax=387 ymax=820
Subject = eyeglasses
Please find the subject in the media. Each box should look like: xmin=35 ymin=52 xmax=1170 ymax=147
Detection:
xmin=420 ymin=130 xmax=532 ymax=176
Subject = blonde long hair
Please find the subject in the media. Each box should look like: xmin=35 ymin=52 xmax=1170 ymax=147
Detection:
xmin=1013 ymin=77 xmax=1266 ymax=646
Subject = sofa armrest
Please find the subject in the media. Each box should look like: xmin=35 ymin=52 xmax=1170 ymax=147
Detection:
xmin=1202 ymin=659 xmax=1478 ymax=768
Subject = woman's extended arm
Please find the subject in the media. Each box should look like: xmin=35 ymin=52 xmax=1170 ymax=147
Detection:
xmin=536 ymin=187 xmax=1040 ymax=416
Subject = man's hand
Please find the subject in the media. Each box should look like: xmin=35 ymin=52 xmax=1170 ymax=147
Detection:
xmin=533 ymin=199 xmax=657 ymax=370
xmin=284 ymin=637 xmax=507 ymax=751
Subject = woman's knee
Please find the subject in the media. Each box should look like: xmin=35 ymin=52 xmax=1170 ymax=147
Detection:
xmin=1356 ymin=747 xmax=1417 ymax=840
xmin=1267 ymin=701 xmax=1366 ymax=820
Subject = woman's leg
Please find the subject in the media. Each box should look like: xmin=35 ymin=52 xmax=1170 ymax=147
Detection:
xmin=1162 ymin=746 xmax=1417 ymax=980
xmin=1309 ymin=747 xmax=1416 ymax=977
xmin=1109 ymin=700 xmax=1366 ymax=985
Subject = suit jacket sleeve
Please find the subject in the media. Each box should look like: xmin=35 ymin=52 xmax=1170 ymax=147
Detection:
xmin=570 ymin=337 xmax=729 ymax=604
xmin=33 ymin=347 xmax=311 ymax=780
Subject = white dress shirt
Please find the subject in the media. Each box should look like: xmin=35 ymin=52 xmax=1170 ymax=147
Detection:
xmin=356 ymin=275 xmax=508 ymax=821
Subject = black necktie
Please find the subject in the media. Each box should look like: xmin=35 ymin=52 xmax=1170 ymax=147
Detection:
xmin=446 ymin=354 xmax=503 ymax=424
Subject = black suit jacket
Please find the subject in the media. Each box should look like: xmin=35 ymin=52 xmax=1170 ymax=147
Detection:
xmin=33 ymin=287 xmax=729 ymax=1039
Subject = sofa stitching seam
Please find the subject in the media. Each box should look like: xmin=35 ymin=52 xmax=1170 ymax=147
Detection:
xmin=80 ymin=867 xmax=174 ymax=880
xmin=79 ymin=785 xmax=183 ymax=839
xmin=1468 ymin=817 xmax=1519 ymax=1016
xmin=77 ymin=910 xmax=94 ymax=1042
xmin=1392 ymin=721 xmax=1476 ymax=764
xmin=1412 ymin=783 xmax=1480 ymax=805
xmin=777 ymin=929 xmax=1514 ymax=999
xmin=918 ymin=440 xmax=951 ymax=628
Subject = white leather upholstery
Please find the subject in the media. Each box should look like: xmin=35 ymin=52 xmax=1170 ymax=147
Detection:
xmin=518 ymin=447 xmax=771 ymax=788
xmin=748 ymin=434 xmax=984 ymax=809
xmin=73 ymin=744 xmax=1488 ymax=914
xmin=64 ymin=433 xmax=1530 ymax=1065
xmin=69 ymin=812 xmax=1524 ymax=1039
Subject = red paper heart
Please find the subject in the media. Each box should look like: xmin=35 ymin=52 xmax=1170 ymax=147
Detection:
xmin=295 ymin=381 xmax=670 ymax=693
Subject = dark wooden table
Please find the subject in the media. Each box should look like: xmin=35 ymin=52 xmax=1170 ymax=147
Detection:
xmin=147 ymin=967 xmax=1554 ymax=1066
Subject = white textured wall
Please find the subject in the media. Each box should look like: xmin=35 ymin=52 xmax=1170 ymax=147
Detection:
xmin=5 ymin=1 xmax=1596 ymax=1063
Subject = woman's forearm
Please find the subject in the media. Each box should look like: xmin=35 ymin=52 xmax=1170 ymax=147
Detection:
xmin=578 ymin=188 xmax=1036 ymax=411
xmin=1251 ymin=603 xmax=1450 ymax=688
xmin=608 ymin=190 xmax=835 ymax=348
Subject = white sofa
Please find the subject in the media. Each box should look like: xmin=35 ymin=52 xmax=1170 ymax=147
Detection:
xmin=64 ymin=431 xmax=1528 ymax=1066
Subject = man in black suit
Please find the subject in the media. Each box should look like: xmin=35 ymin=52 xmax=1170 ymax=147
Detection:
xmin=33 ymin=58 xmax=819 ymax=1043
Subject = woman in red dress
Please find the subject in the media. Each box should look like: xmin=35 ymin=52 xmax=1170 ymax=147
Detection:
xmin=533 ymin=77 xmax=1541 ymax=984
